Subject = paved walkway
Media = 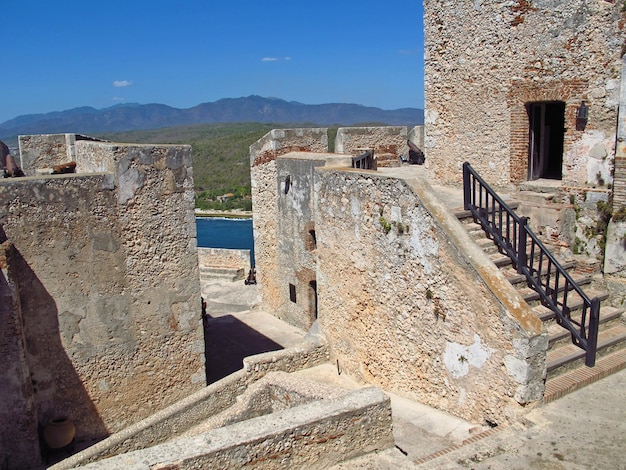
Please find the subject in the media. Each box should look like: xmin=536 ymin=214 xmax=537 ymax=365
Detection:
xmin=201 ymin=279 xmax=304 ymax=383
xmin=201 ymin=278 xmax=626 ymax=469
xmin=415 ymin=367 xmax=626 ymax=469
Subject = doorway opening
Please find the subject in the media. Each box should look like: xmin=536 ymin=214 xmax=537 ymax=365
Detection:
xmin=527 ymin=101 xmax=565 ymax=180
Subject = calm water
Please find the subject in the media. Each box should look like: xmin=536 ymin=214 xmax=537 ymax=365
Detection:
xmin=195 ymin=217 xmax=254 ymax=262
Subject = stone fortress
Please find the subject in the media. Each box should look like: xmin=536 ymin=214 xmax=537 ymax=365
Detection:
xmin=1 ymin=0 xmax=625 ymax=468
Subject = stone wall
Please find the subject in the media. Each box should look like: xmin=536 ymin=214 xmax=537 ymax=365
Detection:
xmin=0 ymin=137 xmax=204 ymax=455
xmin=198 ymin=247 xmax=251 ymax=281
xmin=19 ymin=133 xmax=104 ymax=175
xmin=314 ymin=168 xmax=545 ymax=424
xmin=274 ymin=154 xmax=351 ymax=329
xmin=335 ymin=126 xmax=408 ymax=167
xmin=250 ymin=129 xmax=329 ymax=326
xmin=424 ymin=0 xmax=624 ymax=188
xmin=0 ymin=242 xmax=41 ymax=469
xmin=198 ymin=247 xmax=251 ymax=272
xmin=408 ymin=125 xmax=425 ymax=151
xmin=51 ymin=336 xmax=329 ymax=469
xmin=73 ymin=387 xmax=392 ymax=470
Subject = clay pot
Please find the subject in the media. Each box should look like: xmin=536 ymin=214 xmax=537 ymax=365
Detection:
xmin=43 ymin=418 xmax=76 ymax=449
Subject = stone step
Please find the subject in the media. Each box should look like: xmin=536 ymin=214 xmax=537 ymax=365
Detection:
xmin=503 ymin=260 xmax=578 ymax=286
xmin=547 ymin=306 xmax=625 ymax=350
xmin=543 ymin=349 xmax=626 ymax=403
xmin=546 ymin=324 xmax=626 ymax=379
xmin=532 ymin=290 xmax=610 ymax=323
xmin=200 ymin=266 xmax=245 ymax=281
xmin=474 ymin=237 xmax=499 ymax=254
xmin=453 ymin=201 xmax=519 ymax=222
xmin=518 ymin=274 xmax=592 ymax=304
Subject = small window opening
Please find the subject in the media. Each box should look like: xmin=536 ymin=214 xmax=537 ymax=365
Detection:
xmin=307 ymin=229 xmax=317 ymax=250
xmin=308 ymin=280 xmax=318 ymax=319
xmin=289 ymin=283 xmax=297 ymax=303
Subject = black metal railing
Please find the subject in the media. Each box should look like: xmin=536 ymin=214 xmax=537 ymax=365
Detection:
xmin=352 ymin=150 xmax=374 ymax=170
xmin=462 ymin=162 xmax=600 ymax=367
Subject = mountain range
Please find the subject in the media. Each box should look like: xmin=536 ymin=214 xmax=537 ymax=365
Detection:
xmin=0 ymin=96 xmax=423 ymax=139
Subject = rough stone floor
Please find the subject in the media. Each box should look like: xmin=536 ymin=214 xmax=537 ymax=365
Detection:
xmin=201 ymin=278 xmax=626 ymax=469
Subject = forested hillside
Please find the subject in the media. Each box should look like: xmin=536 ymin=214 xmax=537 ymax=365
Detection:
xmin=98 ymin=122 xmax=322 ymax=211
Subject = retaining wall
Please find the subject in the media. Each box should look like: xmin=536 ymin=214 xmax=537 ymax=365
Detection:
xmin=51 ymin=336 xmax=329 ymax=469
xmin=314 ymin=168 xmax=546 ymax=425
xmin=74 ymin=387 xmax=392 ymax=470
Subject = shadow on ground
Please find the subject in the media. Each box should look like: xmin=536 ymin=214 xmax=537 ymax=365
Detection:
xmin=204 ymin=314 xmax=283 ymax=384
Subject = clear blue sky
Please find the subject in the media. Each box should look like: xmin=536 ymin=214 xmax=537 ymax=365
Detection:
xmin=1 ymin=0 xmax=424 ymax=124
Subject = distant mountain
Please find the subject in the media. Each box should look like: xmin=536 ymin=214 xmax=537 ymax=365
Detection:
xmin=0 ymin=96 xmax=423 ymax=139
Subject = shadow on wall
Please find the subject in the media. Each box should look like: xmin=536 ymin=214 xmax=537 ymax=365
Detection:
xmin=203 ymin=314 xmax=283 ymax=384
xmin=4 ymin=230 xmax=108 ymax=460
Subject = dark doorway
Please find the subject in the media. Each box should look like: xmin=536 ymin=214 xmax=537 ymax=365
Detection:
xmin=527 ymin=101 xmax=565 ymax=180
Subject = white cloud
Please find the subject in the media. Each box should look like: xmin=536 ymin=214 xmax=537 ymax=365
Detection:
xmin=112 ymin=97 xmax=125 ymax=101
xmin=113 ymin=80 xmax=133 ymax=87
xmin=261 ymin=57 xmax=291 ymax=62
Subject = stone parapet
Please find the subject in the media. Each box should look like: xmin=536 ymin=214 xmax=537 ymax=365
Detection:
xmin=50 ymin=336 xmax=330 ymax=469
xmin=335 ymin=126 xmax=408 ymax=161
xmin=71 ymin=387 xmax=392 ymax=470
xmin=198 ymin=247 xmax=251 ymax=281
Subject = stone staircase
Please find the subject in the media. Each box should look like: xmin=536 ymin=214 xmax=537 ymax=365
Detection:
xmin=455 ymin=207 xmax=626 ymax=401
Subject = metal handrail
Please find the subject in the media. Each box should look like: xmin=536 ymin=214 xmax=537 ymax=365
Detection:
xmin=462 ymin=162 xmax=600 ymax=366
xmin=352 ymin=150 xmax=373 ymax=170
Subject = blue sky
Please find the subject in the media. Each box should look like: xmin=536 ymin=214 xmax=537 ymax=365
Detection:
xmin=1 ymin=0 xmax=424 ymax=124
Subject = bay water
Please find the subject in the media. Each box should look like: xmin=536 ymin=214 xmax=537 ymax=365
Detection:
xmin=195 ymin=217 xmax=254 ymax=263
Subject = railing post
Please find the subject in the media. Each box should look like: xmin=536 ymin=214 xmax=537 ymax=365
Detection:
xmin=517 ymin=216 xmax=528 ymax=275
xmin=585 ymin=297 xmax=600 ymax=367
xmin=463 ymin=162 xmax=471 ymax=210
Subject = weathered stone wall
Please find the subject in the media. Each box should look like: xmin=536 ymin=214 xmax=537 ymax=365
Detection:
xmin=424 ymin=0 xmax=624 ymax=188
xmin=0 ymin=242 xmax=41 ymax=469
xmin=198 ymin=247 xmax=250 ymax=281
xmin=408 ymin=125 xmax=424 ymax=151
xmin=73 ymin=387 xmax=393 ymax=470
xmin=275 ymin=154 xmax=354 ymax=330
xmin=198 ymin=247 xmax=251 ymax=271
xmin=250 ymin=129 xmax=328 ymax=325
xmin=0 ymin=140 xmax=204 ymax=449
xmin=51 ymin=336 xmax=329 ymax=469
xmin=605 ymin=56 xmax=626 ymax=279
xmin=19 ymin=134 xmax=104 ymax=175
xmin=314 ymin=169 xmax=545 ymax=424
xmin=335 ymin=126 xmax=408 ymax=166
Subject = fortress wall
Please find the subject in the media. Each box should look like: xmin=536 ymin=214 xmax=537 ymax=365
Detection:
xmin=273 ymin=154 xmax=352 ymax=330
xmin=408 ymin=125 xmax=424 ymax=151
xmin=335 ymin=126 xmax=408 ymax=164
xmin=198 ymin=248 xmax=250 ymax=271
xmin=0 ymin=242 xmax=42 ymax=469
xmin=250 ymin=129 xmax=328 ymax=324
xmin=18 ymin=133 xmax=105 ymax=174
xmin=424 ymin=0 xmax=624 ymax=187
xmin=0 ymin=141 xmax=204 ymax=445
xmin=314 ymin=169 xmax=545 ymax=425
